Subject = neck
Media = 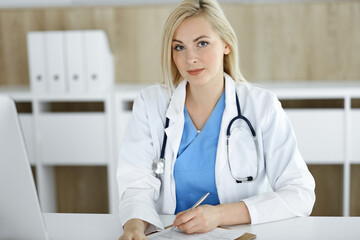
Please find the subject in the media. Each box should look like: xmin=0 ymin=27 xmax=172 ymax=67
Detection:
xmin=186 ymin=75 xmax=225 ymax=111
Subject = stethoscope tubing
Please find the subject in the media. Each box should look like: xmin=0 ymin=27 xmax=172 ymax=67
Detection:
xmin=155 ymin=91 xmax=260 ymax=183
xmin=160 ymin=118 xmax=170 ymax=159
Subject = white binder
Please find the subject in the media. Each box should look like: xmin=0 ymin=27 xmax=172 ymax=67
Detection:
xmin=84 ymin=30 xmax=114 ymax=93
xmin=45 ymin=31 xmax=67 ymax=94
xmin=27 ymin=32 xmax=48 ymax=93
xmin=65 ymin=31 xmax=86 ymax=94
xmin=27 ymin=30 xmax=113 ymax=94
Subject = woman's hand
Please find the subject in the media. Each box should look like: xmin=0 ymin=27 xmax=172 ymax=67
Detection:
xmin=119 ymin=230 xmax=146 ymax=240
xmin=172 ymin=202 xmax=251 ymax=235
xmin=119 ymin=218 xmax=148 ymax=240
xmin=172 ymin=205 xmax=222 ymax=234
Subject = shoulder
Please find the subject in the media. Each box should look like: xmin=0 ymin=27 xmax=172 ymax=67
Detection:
xmin=236 ymin=82 xmax=276 ymax=100
xmin=133 ymin=84 xmax=170 ymax=120
xmin=138 ymin=84 xmax=169 ymax=100
xmin=135 ymin=84 xmax=170 ymax=106
xmin=235 ymin=82 xmax=279 ymax=111
xmin=234 ymin=82 xmax=284 ymax=127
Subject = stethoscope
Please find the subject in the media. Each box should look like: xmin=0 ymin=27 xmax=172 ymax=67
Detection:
xmin=152 ymin=91 xmax=260 ymax=183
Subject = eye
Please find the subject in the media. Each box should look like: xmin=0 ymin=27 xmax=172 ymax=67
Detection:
xmin=173 ymin=45 xmax=185 ymax=51
xmin=198 ymin=41 xmax=208 ymax=47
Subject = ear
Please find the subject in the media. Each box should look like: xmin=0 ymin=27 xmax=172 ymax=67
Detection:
xmin=224 ymin=44 xmax=231 ymax=55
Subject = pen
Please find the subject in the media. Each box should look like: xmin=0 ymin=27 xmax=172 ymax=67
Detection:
xmin=172 ymin=192 xmax=210 ymax=230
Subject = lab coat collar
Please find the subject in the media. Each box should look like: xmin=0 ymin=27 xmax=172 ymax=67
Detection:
xmin=223 ymin=72 xmax=238 ymax=118
xmin=165 ymin=80 xmax=186 ymax=121
xmin=166 ymin=72 xmax=237 ymax=120
xmin=164 ymin=80 xmax=186 ymax=157
xmin=164 ymin=73 xmax=239 ymax=162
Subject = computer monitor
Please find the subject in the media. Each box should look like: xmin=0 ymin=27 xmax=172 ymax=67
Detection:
xmin=0 ymin=95 xmax=49 ymax=240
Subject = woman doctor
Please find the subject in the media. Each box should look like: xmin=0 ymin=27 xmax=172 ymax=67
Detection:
xmin=117 ymin=0 xmax=315 ymax=239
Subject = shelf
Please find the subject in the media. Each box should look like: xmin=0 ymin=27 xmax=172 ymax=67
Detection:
xmin=3 ymin=82 xmax=360 ymax=216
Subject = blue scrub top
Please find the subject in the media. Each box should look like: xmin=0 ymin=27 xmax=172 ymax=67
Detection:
xmin=174 ymin=91 xmax=225 ymax=214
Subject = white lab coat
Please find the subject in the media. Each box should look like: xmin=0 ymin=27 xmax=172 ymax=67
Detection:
xmin=117 ymin=73 xmax=315 ymax=230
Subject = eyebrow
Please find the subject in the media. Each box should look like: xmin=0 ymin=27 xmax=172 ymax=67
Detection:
xmin=172 ymin=35 xmax=210 ymax=44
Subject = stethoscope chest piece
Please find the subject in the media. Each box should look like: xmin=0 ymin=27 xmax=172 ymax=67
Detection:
xmin=152 ymin=158 xmax=165 ymax=175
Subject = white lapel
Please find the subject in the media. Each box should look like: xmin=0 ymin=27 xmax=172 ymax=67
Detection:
xmin=164 ymin=80 xmax=187 ymax=160
xmin=215 ymin=73 xmax=239 ymax=185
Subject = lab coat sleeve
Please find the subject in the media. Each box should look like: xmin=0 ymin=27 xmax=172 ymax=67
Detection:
xmin=116 ymin=91 xmax=164 ymax=230
xmin=242 ymin=93 xmax=315 ymax=225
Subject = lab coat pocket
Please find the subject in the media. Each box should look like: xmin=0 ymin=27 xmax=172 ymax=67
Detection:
xmin=228 ymin=125 xmax=258 ymax=180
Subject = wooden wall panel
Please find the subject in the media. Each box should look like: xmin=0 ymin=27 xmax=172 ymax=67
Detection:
xmin=0 ymin=1 xmax=359 ymax=86
xmin=351 ymin=164 xmax=360 ymax=216
xmin=55 ymin=166 xmax=109 ymax=213
xmin=0 ymin=10 xmax=28 ymax=85
xmin=0 ymin=12 xmax=4 ymax=83
xmin=113 ymin=6 xmax=171 ymax=83
xmin=308 ymin=165 xmax=343 ymax=216
xmin=223 ymin=2 xmax=360 ymax=81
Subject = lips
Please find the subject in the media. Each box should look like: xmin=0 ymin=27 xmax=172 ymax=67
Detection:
xmin=187 ymin=68 xmax=204 ymax=75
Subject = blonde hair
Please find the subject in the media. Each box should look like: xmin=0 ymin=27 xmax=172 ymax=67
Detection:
xmin=161 ymin=0 xmax=246 ymax=91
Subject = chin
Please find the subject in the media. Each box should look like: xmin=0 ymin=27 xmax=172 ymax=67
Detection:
xmin=186 ymin=78 xmax=209 ymax=87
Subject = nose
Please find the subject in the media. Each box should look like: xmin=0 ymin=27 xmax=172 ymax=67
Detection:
xmin=186 ymin=49 xmax=198 ymax=64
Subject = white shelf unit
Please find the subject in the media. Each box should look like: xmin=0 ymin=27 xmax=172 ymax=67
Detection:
xmin=2 ymin=82 xmax=360 ymax=216
xmin=0 ymin=87 xmax=117 ymax=214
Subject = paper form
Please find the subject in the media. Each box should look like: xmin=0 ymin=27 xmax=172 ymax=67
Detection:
xmin=147 ymin=227 xmax=244 ymax=240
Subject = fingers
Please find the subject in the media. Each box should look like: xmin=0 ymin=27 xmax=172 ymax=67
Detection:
xmin=177 ymin=218 xmax=201 ymax=234
xmin=173 ymin=208 xmax=205 ymax=234
xmin=173 ymin=209 xmax=196 ymax=228
xmin=173 ymin=205 xmax=219 ymax=234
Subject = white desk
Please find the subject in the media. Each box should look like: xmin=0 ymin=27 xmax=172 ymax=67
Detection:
xmin=43 ymin=213 xmax=121 ymax=240
xmin=43 ymin=213 xmax=360 ymax=240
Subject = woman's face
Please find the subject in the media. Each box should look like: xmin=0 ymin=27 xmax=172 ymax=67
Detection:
xmin=172 ymin=16 xmax=229 ymax=88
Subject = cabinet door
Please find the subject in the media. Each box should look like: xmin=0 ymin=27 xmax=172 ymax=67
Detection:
xmin=38 ymin=113 xmax=107 ymax=165
xmin=350 ymin=110 xmax=360 ymax=163
xmin=286 ymin=109 xmax=344 ymax=164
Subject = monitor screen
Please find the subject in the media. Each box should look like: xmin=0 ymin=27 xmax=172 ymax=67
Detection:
xmin=0 ymin=95 xmax=49 ymax=240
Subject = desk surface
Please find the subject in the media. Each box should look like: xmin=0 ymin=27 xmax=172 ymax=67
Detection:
xmin=43 ymin=213 xmax=360 ymax=240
